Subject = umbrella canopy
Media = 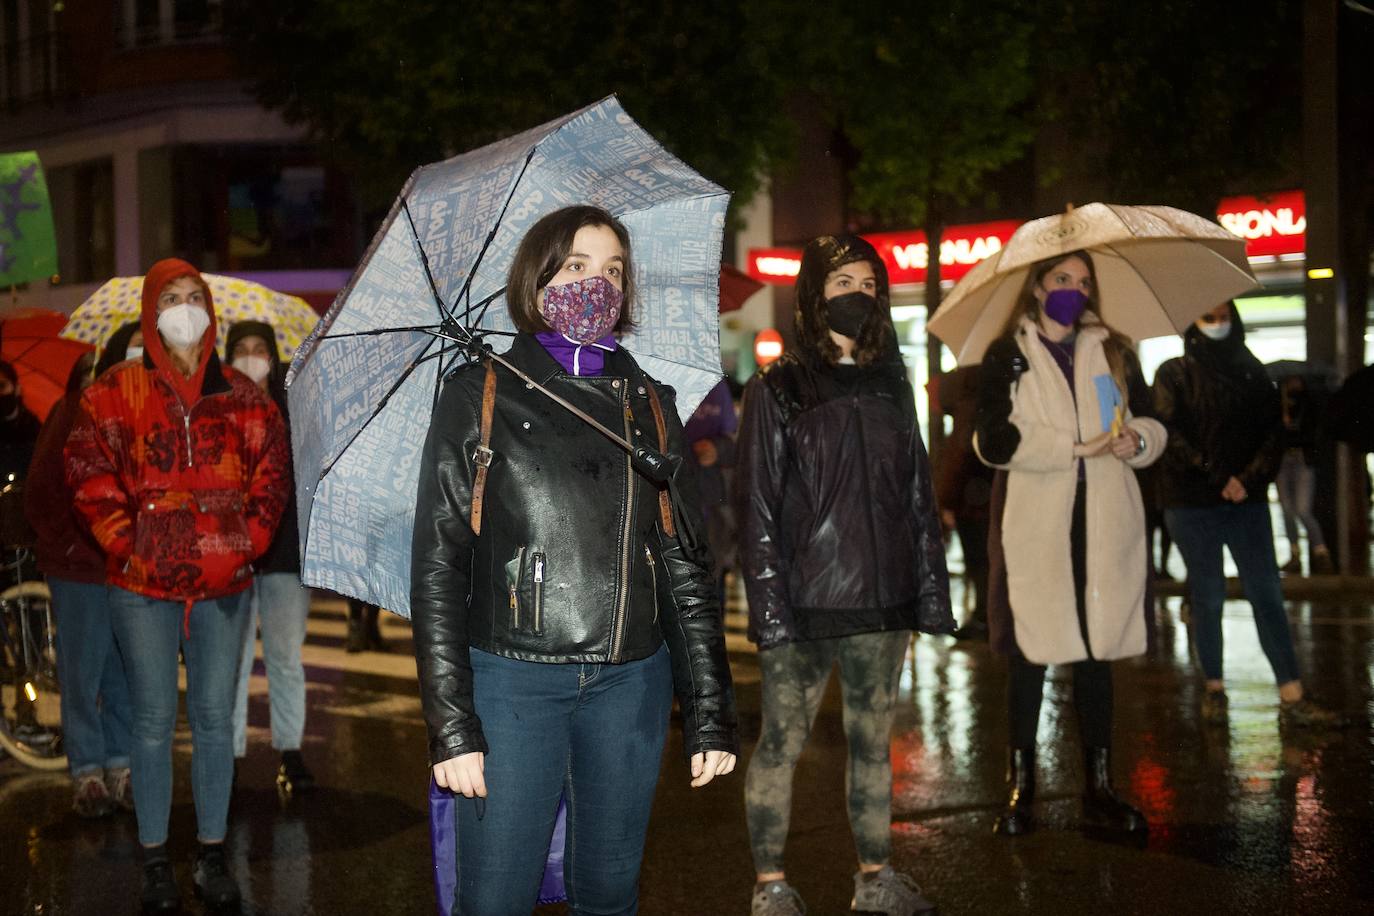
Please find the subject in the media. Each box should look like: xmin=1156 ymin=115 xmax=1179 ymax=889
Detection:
xmin=719 ymin=263 xmax=764 ymax=313
xmin=287 ymin=95 xmax=729 ymax=615
xmin=928 ymin=203 xmax=1258 ymax=365
xmin=0 ymin=307 xmax=94 ymax=421
xmin=1265 ymin=358 xmax=1341 ymax=391
xmin=61 ymin=274 xmax=321 ymax=359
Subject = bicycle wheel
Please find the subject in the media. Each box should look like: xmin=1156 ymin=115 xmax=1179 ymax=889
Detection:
xmin=0 ymin=580 xmax=67 ymax=771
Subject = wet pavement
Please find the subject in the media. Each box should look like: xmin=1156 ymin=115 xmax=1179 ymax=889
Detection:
xmin=2 ymin=585 xmax=1371 ymax=915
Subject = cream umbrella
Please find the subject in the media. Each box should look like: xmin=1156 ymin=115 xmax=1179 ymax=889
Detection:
xmin=927 ymin=203 xmax=1258 ymax=364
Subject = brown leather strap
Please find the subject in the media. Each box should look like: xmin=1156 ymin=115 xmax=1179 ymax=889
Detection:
xmin=469 ymin=360 xmax=497 ymax=535
xmin=643 ymin=382 xmax=676 ymax=537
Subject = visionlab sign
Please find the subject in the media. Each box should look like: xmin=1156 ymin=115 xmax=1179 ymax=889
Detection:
xmin=746 ymin=220 xmax=1021 ymax=287
xmin=746 ymin=193 xmax=1305 ymax=287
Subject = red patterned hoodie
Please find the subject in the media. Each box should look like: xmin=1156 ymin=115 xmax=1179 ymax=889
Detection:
xmin=65 ymin=259 xmax=290 ymax=615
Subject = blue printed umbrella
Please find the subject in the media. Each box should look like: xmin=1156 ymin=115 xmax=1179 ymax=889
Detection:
xmin=286 ymin=96 xmax=729 ymax=617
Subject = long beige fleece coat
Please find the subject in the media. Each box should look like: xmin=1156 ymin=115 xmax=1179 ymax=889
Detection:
xmin=974 ymin=317 xmax=1166 ymax=665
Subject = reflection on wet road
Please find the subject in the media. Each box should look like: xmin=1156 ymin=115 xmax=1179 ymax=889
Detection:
xmin=2 ymin=591 xmax=1370 ymax=914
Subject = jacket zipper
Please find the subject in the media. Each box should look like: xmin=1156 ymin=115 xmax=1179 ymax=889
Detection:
xmin=644 ymin=543 xmax=659 ymax=625
xmin=852 ymin=395 xmax=882 ymax=605
xmin=610 ymin=385 xmax=635 ymax=662
xmin=532 ymin=552 xmax=545 ymax=633
xmin=509 ymin=545 xmax=526 ymax=630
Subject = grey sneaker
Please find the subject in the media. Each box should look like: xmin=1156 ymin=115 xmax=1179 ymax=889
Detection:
xmin=851 ymin=866 xmax=936 ymax=915
xmin=752 ymin=880 xmax=806 ymax=915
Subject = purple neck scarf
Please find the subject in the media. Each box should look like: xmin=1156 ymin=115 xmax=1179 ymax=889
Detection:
xmin=534 ymin=331 xmax=617 ymax=377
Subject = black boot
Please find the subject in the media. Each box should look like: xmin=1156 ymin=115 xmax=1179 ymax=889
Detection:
xmin=1081 ymin=746 xmax=1148 ymax=834
xmin=993 ymin=747 xmax=1036 ymax=836
xmin=277 ymin=749 xmax=316 ymax=794
xmin=140 ymin=844 xmax=181 ymax=914
xmin=345 ymin=602 xmax=367 ymax=653
xmin=364 ymin=604 xmax=389 ymax=652
xmin=192 ymin=842 xmax=241 ymax=909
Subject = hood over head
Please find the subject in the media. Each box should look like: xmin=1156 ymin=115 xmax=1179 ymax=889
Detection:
xmin=1183 ymin=300 xmax=1266 ymax=382
xmin=225 ymin=319 xmax=287 ymax=407
xmin=140 ymin=258 xmax=217 ymax=405
xmin=793 ymin=235 xmax=900 ymax=370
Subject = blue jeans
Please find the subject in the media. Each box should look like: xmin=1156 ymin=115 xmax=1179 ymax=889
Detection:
xmin=232 ymin=572 xmax=311 ymax=757
xmin=49 ymin=578 xmax=133 ymax=777
xmin=1165 ymin=502 xmax=1301 ymax=685
xmin=108 ymin=587 xmax=250 ymax=846
xmin=449 ymin=644 xmax=672 ymax=916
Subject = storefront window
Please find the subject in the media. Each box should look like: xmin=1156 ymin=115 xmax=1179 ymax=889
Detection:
xmin=46 ymin=157 xmax=114 ymax=284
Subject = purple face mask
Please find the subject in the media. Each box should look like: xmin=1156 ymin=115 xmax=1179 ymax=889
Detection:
xmin=1043 ymin=288 xmax=1088 ymax=327
xmin=540 ymin=275 xmax=624 ymax=343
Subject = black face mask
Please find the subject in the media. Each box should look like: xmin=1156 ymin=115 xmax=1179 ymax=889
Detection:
xmin=825 ymin=292 xmax=877 ymax=339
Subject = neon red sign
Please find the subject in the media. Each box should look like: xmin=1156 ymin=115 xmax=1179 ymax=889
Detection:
xmin=1216 ymin=190 xmax=1305 ymax=258
xmin=747 ymin=220 xmax=1021 ymax=287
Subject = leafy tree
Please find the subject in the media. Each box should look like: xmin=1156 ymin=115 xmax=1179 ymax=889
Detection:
xmin=227 ymin=0 xmax=795 ymax=217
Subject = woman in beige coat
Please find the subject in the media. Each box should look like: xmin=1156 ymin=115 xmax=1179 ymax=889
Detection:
xmin=974 ymin=250 xmax=1165 ymax=837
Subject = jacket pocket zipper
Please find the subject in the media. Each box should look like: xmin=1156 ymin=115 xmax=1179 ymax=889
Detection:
xmin=644 ymin=543 xmax=659 ymax=625
xmin=509 ymin=545 xmax=526 ymax=630
xmin=531 ymin=552 xmax=545 ymax=634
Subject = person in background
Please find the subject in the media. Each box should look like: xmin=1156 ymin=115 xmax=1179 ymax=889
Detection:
xmin=683 ymin=376 xmax=738 ymax=604
xmin=934 ymin=365 xmax=993 ymax=641
xmin=1154 ymin=301 xmax=1344 ymax=729
xmin=346 ymin=598 xmax=389 ymax=653
xmin=737 ymin=235 xmax=952 ymax=916
xmin=975 ymin=250 xmax=1163 ymax=839
xmin=24 ymin=349 xmax=134 ymax=818
xmin=93 ymin=321 xmax=144 ymax=378
xmin=1274 ymin=374 xmax=1333 ymax=575
xmin=0 ymin=360 xmax=41 ymax=484
xmin=227 ymin=320 xmax=316 ymax=795
xmin=65 ymin=258 xmax=290 ymax=913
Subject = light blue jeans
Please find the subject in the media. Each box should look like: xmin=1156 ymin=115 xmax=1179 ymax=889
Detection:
xmin=232 ymin=572 xmax=311 ymax=757
xmin=49 ymin=578 xmax=133 ymax=777
xmin=108 ymin=587 xmax=250 ymax=846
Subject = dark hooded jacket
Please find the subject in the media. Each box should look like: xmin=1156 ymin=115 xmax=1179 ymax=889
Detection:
xmin=736 ymin=236 xmax=953 ymax=650
xmin=225 ymin=320 xmax=300 ymax=575
xmin=1153 ymin=302 xmax=1283 ymax=507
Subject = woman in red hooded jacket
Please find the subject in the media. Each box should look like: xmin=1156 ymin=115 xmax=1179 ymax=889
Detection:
xmin=65 ymin=259 xmax=289 ymax=913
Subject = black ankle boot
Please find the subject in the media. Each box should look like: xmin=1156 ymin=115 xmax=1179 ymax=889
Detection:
xmin=1082 ymin=746 xmax=1148 ymax=834
xmin=993 ymin=747 xmax=1036 ymax=836
xmin=192 ymin=842 xmax=241 ymax=909
xmin=140 ymin=844 xmax=181 ymax=914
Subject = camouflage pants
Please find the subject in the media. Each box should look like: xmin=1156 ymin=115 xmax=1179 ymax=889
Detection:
xmin=744 ymin=629 xmax=910 ymax=872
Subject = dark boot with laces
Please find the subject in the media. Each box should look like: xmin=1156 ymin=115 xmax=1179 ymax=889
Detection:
xmin=140 ymin=844 xmax=181 ymax=914
xmin=192 ymin=842 xmax=241 ymax=909
xmin=993 ymin=747 xmax=1036 ymax=836
xmin=1081 ymin=746 xmax=1147 ymax=834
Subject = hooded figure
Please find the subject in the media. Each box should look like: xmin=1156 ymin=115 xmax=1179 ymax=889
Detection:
xmin=62 ymin=259 xmax=291 ymax=911
xmin=1154 ymin=300 xmax=1343 ymax=733
xmin=736 ymin=234 xmax=951 ymax=916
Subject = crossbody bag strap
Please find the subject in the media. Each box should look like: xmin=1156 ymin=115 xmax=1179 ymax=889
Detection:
xmin=469 ymin=360 xmax=497 ymax=536
xmin=642 ymin=380 xmax=677 ymax=538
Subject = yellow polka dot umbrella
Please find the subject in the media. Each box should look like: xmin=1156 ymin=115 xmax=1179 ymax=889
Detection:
xmin=61 ymin=274 xmax=322 ymax=360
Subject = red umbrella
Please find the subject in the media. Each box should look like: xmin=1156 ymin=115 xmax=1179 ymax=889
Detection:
xmin=0 ymin=308 xmax=94 ymax=422
xmin=720 ymin=264 xmax=765 ymax=313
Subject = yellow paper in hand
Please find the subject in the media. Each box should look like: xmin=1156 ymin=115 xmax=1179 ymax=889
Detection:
xmin=1110 ymin=404 xmax=1124 ymax=438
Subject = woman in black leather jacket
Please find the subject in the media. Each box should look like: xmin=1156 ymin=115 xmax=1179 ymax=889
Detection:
xmin=736 ymin=235 xmax=952 ymax=916
xmin=410 ymin=205 xmax=738 ymax=914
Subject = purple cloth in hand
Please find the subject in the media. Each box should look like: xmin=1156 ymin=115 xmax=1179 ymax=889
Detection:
xmin=429 ymin=778 xmax=568 ymax=913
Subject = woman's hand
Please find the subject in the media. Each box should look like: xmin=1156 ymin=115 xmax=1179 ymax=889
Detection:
xmin=1073 ymin=431 xmax=1112 ymax=458
xmin=1221 ymin=476 xmax=1248 ymax=503
xmin=433 ymin=751 xmax=487 ymax=798
xmin=1108 ymin=426 xmax=1141 ymax=460
xmin=689 ymin=750 xmax=737 ymax=788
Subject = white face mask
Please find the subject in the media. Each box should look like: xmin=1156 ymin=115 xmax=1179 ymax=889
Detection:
xmin=125 ymin=345 xmax=144 ymax=361
xmin=1197 ymin=321 xmax=1232 ymax=341
xmin=231 ymin=354 xmax=272 ymax=384
xmin=156 ymin=303 xmax=212 ymax=349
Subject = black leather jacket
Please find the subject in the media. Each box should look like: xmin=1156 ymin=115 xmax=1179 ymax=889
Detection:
xmin=736 ymin=354 xmax=953 ymax=650
xmin=411 ymin=334 xmax=737 ymax=765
